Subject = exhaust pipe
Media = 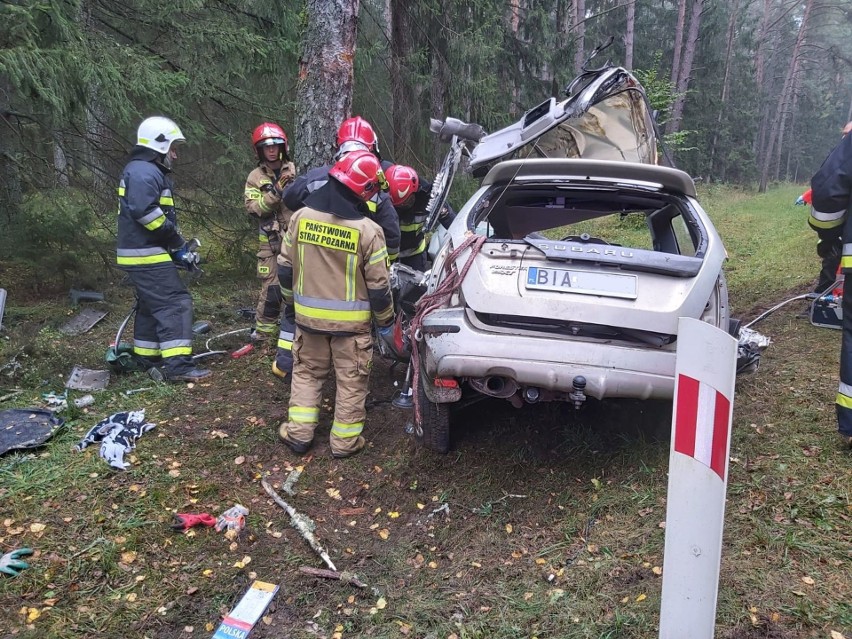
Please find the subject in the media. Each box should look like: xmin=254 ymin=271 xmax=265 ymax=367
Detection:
xmin=469 ymin=376 xmax=518 ymax=398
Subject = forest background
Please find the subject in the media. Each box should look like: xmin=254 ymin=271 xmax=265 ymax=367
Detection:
xmin=1 ymin=0 xmax=851 ymax=286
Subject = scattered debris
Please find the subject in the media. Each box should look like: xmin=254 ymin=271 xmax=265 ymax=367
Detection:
xmin=737 ymin=326 xmax=771 ymax=375
xmin=68 ymin=289 xmax=105 ymax=306
xmin=231 ymin=344 xmax=254 ymax=358
xmin=42 ymin=391 xmax=68 ymax=411
xmin=192 ymin=320 xmax=212 ymax=335
xmin=73 ymin=394 xmax=95 ymax=408
xmin=66 ymin=366 xmax=110 ymax=391
xmin=211 ymin=580 xmax=279 ymax=639
xmin=261 ymin=478 xmax=338 ymax=572
xmin=0 ymin=409 xmax=65 ymax=455
xmin=298 ymin=566 xmax=366 ymax=589
xmin=428 ymin=503 xmax=450 ymax=519
xmin=281 ymin=467 xmax=303 ymax=496
xmin=75 ymin=409 xmax=156 ymax=470
xmin=59 ymin=307 xmax=109 ymax=336
xmin=215 ymin=505 xmax=249 ymax=534
xmin=171 ymin=513 xmax=217 ymax=531
xmin=0 ymin=389 xmax=23 ymax=403
xmin=124 ymin=387 xmax=154 ymax=396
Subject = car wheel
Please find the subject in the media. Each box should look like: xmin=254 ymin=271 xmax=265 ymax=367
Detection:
xmin=415 ymin=372 xmax=451 ymax=454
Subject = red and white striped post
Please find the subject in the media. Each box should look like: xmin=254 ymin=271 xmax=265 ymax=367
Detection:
xmin=659 ymin=317 xmax=737 ymax=639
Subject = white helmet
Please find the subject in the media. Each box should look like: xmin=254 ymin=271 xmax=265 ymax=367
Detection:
xmin=136 ymin=116 xmax=186 ymax=154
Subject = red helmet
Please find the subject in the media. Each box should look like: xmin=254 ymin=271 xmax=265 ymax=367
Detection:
xmin=336 ymin=116 xmax=379 ymax=156
xmin=329 ymin=150 xmax=384 ymax=202
xmin=385 ymin=165 xmax=419 ymax=207
xmin=251 ymin=122 xmax=289 ymax=160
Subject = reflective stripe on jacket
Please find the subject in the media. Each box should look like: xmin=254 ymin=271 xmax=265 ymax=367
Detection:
xmin=116 ymin=149 xmax=185 ymax=269
xmin=278 ymin=207 xmax=393 ymax=334
xmin=244 ymin=162 xmax=296 ymax=253
xmin=283 ymin=165 xmax=401 ymax=261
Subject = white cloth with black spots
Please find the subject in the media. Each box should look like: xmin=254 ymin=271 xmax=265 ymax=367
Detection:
xmin=75 ymin=409 xmax=156 ymax=470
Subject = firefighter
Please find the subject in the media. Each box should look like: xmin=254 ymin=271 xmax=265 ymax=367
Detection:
xmin=810 ymin=121 xmax=852 ymax=448
xmin=277 ymin=150 xmax=397 ymax=458
xmin=384 ymin=164 xmax=456 ymax=271
xmin=244 ymin=122 xmax=297 ymax=378
xmin=116 ymin=116 xmax=210 ymax=382
xmin=282 ymin=116 xmax=400 ymax=263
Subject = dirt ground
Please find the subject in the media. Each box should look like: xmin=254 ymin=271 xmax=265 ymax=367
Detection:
xmin=0 ymin=279 xmax=850 ymax=638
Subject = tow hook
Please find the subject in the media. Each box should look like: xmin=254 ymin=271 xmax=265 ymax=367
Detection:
xmin=568 ymin=376 xmax=587 ymax=410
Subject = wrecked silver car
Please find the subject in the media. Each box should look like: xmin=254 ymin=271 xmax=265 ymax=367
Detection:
xmin=395 ymin=65 xmax=732 ymax=453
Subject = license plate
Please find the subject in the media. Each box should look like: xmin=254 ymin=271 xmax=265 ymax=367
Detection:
xmin=525 ymin=266 xmax=637 ymax=299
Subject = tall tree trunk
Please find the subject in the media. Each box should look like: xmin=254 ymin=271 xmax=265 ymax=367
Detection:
xmin=81 ymin=1 xmax=110 ymax=192
xmin=0 ymin=77 xmax=22 ymax=223
xmin=707 ymin=0 xmax=739 ymax=181
xmin=624 ymin=0 xmax=635 ymax=70
xmin=758 ymin=0 xmax=813 ymax=192
xmin=751 ymin=0 xmax=772 ymax=158
xmin=390 ymin=0 xmax=415 ymax=164
xmin=666 ymin=0 xmax=704 ymax=135
xmin=670 ymin=0 xmax=687 ymax=88
xmin=553 ymin=0 xmax=571 ymax=97
xmin=429 ymin=1 xmax=449 ymax=166
xmin=294 ymin=0 xmax=360 ymax=171
xmin=573 ymin=0 xmax=585 ymax=73
xmin=54 ymin=131 xmax=70 ymax=188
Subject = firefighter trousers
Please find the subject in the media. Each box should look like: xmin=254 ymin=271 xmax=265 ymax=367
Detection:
xmin=837 ymin=274 xmax=852 ymax=437
xmin=255 ymin=253 xmax=282 ymax=337
xmin=282 ymin=329 xmax=373 ymax=456
xmin=127 ymin=266 xmax=195 ymax=376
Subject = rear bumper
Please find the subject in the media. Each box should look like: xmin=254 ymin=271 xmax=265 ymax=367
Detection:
xmin=421 ymin=308 xmax=676 ymax=400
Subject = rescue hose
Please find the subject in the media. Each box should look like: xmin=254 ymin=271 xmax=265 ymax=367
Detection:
xmin=409 ymin=233 xmax=486 ymax=426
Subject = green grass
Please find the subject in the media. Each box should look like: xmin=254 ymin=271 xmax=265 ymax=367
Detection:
xmin=0 ymin=183 xmax=849 ymax=639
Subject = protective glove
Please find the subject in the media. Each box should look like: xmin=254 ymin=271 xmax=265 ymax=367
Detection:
xmin=816 ymin=238 xmax=843 ymax=259
xmin=794 ymin=195 xmax=806 ymax=206
xmin=0 ymin=548 xmax=33 ymax=577
xmin=172 ymin=243 xmax=200 ymax=268
xmin=171 ymin=513 xmax=217 ymax=531
xmin=215 ymin=505 xmax=248 ymax=533
xmin=275 ymin=171 xmax=294 ymax=193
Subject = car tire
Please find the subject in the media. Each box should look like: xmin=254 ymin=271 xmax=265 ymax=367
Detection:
xmin=415 ymin=372 xmax=451 ymax=454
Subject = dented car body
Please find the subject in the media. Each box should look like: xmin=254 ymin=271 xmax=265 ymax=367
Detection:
xmin=412 ymin=66 xmax=730 ymax=452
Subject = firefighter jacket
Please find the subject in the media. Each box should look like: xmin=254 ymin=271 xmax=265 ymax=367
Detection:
xmin=811 ymin=133 xmax=852 ymax=270
xmin=244 ymin=162 xmax=296 ymax=256
xmin=116 ymin=147 xmax=186 ymax=270
xmin=283 ymin=165 xmax=400 ymax=261
xmin=277 ymin=186 xmax=394 ymax=336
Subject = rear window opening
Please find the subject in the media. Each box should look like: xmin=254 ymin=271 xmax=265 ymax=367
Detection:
xmin=468 ymin=184 xmax=707 ymax=276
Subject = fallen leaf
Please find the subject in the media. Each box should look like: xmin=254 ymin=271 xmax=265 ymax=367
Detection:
xmin=262 ymin=616 xmax=272 ymax=625
xmin=30 ymin=523 xmax=46 ymax=533
xmin=121 ymin=551 xmax=137 ymax=564
xmin=184 ymin=626 xmax=194 ymax=633
xmin=234 ymin=456 xmax=245 ymax=465
xmin=168 ymin=469 xmax=180 ymax=477
xmin=388 ymin=511 xmax=400 ymax=519
xmin=471 ymin=562 xmax=481 ymax=568
xmin=652 ymin=566 xmax=662 ymax=575
xmin=26 ymin=607 xmax=40 ymax=622
xmin=535 ymin=558 xmax=546 ymax=565
xmin=202 ymin=569 xmax=213 ymax=577
xmin=428 ymin=561 xmax=438 ymax=569
xmin=126 ymin=593 xmax=137 ymax=602
xmin=376 ymin=597 xmax=387 ymax=610
xmin=416 ymin=503 xmax=425 ymax=510
xmin=801 ymin=576 xmax=815 ymax=585
xmin=205 ymin=623 xmax=215 ymax=631
xmin=523 ymin=592 xmax=533 ymax=601
xmin=830 ymin=631 xmax=846 ymax=639
xmin=505 ymin=523 xmax=513 ymax=534
xmin=378 ymin=529 xmax=390 ymax=540
xmin=636 ymin=594 xmax=646 ymax=602
xmin=326 ymin=488 xmax=342 ymax=500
